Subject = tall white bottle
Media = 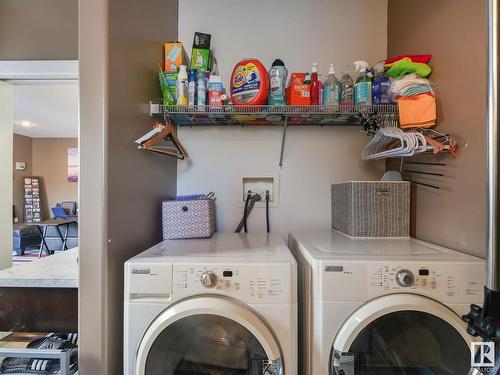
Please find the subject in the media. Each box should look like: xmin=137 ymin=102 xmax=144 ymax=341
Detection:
xmin=176 ymin=65 xmax=188 ymax=105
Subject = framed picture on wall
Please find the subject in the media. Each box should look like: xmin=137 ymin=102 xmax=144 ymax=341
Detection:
xmin=68 ymin=148 xmax=78 ymax=182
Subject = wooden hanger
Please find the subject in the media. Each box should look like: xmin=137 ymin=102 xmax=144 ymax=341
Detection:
xmin=138 ymin=121 xmax=188 ymax=160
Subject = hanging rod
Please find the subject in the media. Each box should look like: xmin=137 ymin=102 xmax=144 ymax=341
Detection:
xmin=405 ymin=180 xmax=441 ymax=190
xmin=403 ymin=170 xmax=445 ymax=177
xmin=404 ymin=161 xmax=447 ymax=166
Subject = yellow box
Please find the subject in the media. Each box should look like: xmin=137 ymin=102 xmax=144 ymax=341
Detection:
xmin=164 ymin=42 xmax=184 ymax=72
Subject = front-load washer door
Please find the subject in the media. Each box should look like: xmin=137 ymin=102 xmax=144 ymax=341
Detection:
xmin=331 ymin=294 xmax=475 ymax=375
xmin=135 ymin=296 xmax=283 ymax=375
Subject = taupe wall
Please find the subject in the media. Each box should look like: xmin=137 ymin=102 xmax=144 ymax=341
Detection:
xmin=12 ymin=134 xmax=33 ymax=220
xmin=387 ymin=0 xmax=487 ymax=257
xmin=79 ymin=0 xmax=178 ymax=374
xmin=0 ymin=0 xmax=78 ymax=60
xmin=13 ymin=137 xmax=78 ymax=221
xmin=32 ymin=138 xmax=78 ymax=219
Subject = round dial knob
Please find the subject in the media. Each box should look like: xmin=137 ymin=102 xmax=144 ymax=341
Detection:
xmin=201 ymin=271 xmax=218 ymax=288
xmin=396 ymin=269 xmax=415 ymax=287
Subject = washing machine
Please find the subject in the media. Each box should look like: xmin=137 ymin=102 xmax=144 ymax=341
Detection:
xmin=288 ymin=231 xmax=485 ymax=375
xmin=124 ymin=233 xmax=297 ymax=375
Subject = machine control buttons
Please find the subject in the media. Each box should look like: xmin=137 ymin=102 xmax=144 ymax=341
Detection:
xmin=200 ymin=271 xmax=218 ymax=288
xmin=396 ymin=269 xmax=415 ymax=287
xmin=419 ymin=269 xmax=430 ymax=276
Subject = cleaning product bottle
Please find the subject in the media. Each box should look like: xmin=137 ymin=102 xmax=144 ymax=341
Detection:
xmin=310 ymin=63 xmax=320 ymax=105
xmin=196 ymin=70 xmax=207 ymax=105
xmin=176 ymin=65 xmax=188 ymax=105
xmin=340 ymin=66 xmax=354 ymax=105
xmin=354 ymin=60 xmax=373 ymax=105
xmin=208 ymin=62 xmax=224 ymax=107
xmin=323 ymin=64 xmax=341 ymax=105
xmin=268 ymin=59 xmax=288 ymax=105
xmin=372 ymin=61 xmax=392 ymax=105
xmin=318 ymin=74 xmax=324 ymax=105
xmin=188 ymin=69 xmax=197 ymax=105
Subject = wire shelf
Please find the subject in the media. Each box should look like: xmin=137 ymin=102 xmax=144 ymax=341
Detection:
xmin=149 ymin=103 xmax=399 ymax=126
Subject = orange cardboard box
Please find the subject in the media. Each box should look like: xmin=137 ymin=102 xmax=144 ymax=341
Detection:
xmin=164 ymin=41 xmax=185 ymax=73
xmin=286 ymin=73 xmax=311 ymax=105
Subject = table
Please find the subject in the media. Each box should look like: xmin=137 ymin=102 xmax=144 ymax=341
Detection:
xmin=27 ymin=220 xmax=77 ymax=258
xmin=0 ymin=249 xmax=78 ymax=332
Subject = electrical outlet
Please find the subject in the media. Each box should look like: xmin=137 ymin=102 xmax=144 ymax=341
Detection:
xmin=238 ymin=174 xmax=279 ymax=208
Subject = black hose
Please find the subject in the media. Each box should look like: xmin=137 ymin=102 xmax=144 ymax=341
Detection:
xmin=265 ymin=190 xmax=270 ymax=233
xmin=243 ymin=191 xmax=251 ymax=233
xmin=235 ymin=193 xmax=261 ymax=233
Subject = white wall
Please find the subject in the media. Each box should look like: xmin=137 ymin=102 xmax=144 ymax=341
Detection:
xmin=178 ymin=0 xmax=388 ymax=233
xmin=0 ymin=82 xmax=13 ymax=270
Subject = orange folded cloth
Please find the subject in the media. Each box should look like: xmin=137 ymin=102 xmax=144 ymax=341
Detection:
xmin=398 ymin=93 xmax=436 ymax=128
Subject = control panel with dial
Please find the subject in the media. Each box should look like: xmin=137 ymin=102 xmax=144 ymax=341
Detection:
xmin=366 ymin=262 xmax=484 ymax=303
xmin=172 ymin=264 xmax=292 ymax=304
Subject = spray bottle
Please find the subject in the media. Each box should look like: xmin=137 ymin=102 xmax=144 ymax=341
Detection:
xmin=354 ymin=61 xmax=373 ymax=105
xmin=323 ymin=64 xmax=341 ymax=105
xmin=310 ymin=63 xmax=320 ymax=105
xmin=340 ymin=66 xmax=354 ymax=105
xmin=372 ymin=61 xmax=391 ymax=104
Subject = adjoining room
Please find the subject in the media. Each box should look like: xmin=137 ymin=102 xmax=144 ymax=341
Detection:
xmin=12 ymin=83 xmax=79 ymax=264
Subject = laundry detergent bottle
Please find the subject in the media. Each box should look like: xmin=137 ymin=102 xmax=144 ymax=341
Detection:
xmin=230 ymin=58 xmax=269 ymax=105
xmin=268 ymin=59 xmax=287 ymax=105
xmin=323 ymin=64 xmax=340 ymax=105
xmin=354 ymin=60 xmax=373 ymax=105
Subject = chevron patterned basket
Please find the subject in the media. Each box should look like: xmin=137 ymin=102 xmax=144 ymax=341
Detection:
xmin=162 ymin=199 xmax=216 ymax=240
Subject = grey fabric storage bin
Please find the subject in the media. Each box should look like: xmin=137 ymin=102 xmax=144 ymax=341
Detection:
xmin=331 ymin=181 xmax=410 ymax=238
xmin=162 ymin=199 xmax=216 ymax=239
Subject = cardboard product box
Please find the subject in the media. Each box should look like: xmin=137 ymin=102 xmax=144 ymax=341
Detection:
xmin=287 ymin=73 xmax=311 ymax=105
xmin=190 ymin=32 xmax=211 ymax=72
xmin=193 ymin=32 xmax=211 ymax=49
xmin=165 ymin=41 xmax=185 ymax=73
xmin=165 ymin=72 xmax=178 ymax=101
xmin=191 ymin=48 xmax=210 ymax=71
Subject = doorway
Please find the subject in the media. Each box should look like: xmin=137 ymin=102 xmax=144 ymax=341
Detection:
xmin=0 ymin=61 xmax=79 ymax=372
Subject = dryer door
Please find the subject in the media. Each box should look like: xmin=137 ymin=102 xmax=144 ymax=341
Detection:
xmin=136 ymin=296 xmax=283 ymax=375
xmin=331 ymin=294 xmax=475 ymax=375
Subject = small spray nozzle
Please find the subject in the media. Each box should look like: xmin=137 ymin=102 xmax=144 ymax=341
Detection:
xmin=354 ymin=60 xmax=370 ymax=73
